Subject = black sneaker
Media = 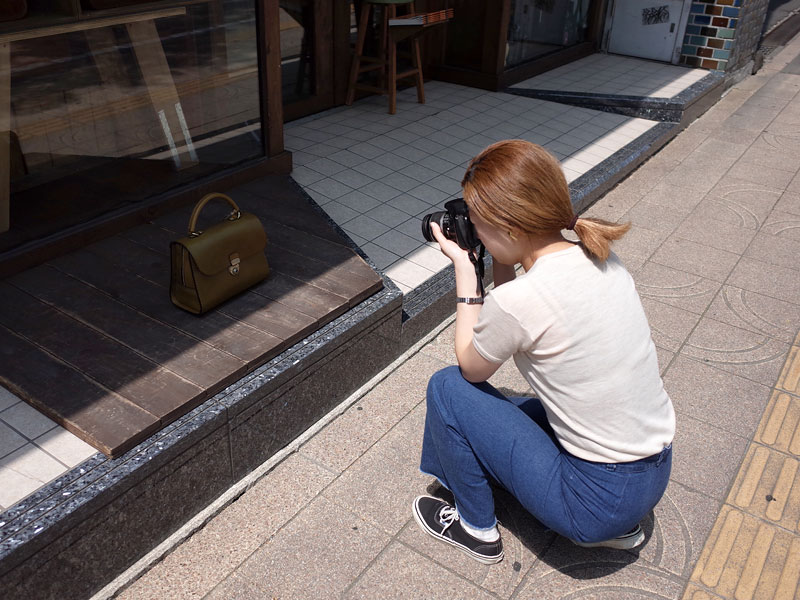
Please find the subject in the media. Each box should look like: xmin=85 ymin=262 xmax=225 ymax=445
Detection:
xmin=572 ymin=524 xmax=645 ymax=550
xmin=412 ymin=495 xmax=504 ymax=564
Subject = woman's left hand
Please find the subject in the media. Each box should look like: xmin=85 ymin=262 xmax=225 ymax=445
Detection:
xmin=429 ymin=222 xmax=475 ymax=268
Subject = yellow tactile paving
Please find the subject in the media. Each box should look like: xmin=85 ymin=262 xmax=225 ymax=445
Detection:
xmin=756 ymin=392 xmax=800 ymax=457
xmin=686 ymin=333 xmax=800 ymax=600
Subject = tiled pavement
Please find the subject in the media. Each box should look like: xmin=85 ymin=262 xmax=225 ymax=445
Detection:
xmin=99 ymin=38 xmax=800 ymax=600
xmin=0 ymin=53 xmax=708 ymax=512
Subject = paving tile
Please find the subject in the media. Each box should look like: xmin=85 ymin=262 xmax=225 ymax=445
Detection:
xmin=663 ymin=355 xmax=771 ymax=438
xmin=728 ymin=257 xmax=800 ymax=306
xmin=698 ymin=181 xmax=786 ymax=228
xmin=728 ymin=159 xmax=796 ymax=190
xmin=373 ymin=229 xmax=424 ymax=257
xmin=640 ymin=181 xmax=706 ymax=215
xmin=306 ymin=177 xmax=354 ymax=200
xmin=336 ymin=189 xmax=383 ymax=213
xmin=0 ymin=444 xmax=66 ymax=509
xmin=342 ymin=214 xmax=390 ymax=242
xmin=405 ymin=244 xmax=452 ymax=272
xmin=663 ymin=163 xmax=725 ymax=194
xmin=640 ymin=297 xmax=702 ymax=352
xmin=330 ymin=169 xmax=374 ymax=189
xmin=0 ymin=401 xmax=57 ymax=439
xmin=343 ymin=542 xmax=495 ymax=599
xmin=33 ymin=427 xmax=97 ymax=467
xmin=633 ymin=262 xmax=721 ymax=315
xmin=0 ymin=420 xmax=27 ymax=459
xmin=674 ymin=206 xmax=758 ymax=254
xmin=0 ymin=386 xmax=17 ymax=411
xmin=229 ymin=496 xmax=390 ymax=599
xmin=706 ymin=286 xmax=800 ymax=344
xmin=611 ymin=227 xmax=669 ymax=273
xmin=682 ymin=317 xmax=791 ymax=387
xmin=745 ymin=232 xmax=800 ymax=272
xmin=762 ymin=208 xmax=800 ymax=242
xmin=669 ymin=412 xmax=749 ymax=501
xmin=650 ymin=236 xmax=739 ymax=283
xmin=384 ymin=258 xmax=436 ymax=289
xmin=322 ymin=443 xmax=430 ymax=536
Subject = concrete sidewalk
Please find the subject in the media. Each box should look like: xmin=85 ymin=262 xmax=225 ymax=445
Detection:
xmin=104 ymin=37 xmax=800 ymax=600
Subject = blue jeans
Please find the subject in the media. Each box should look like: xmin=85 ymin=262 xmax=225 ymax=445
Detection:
xmin=420 ymin=366 xmax=672 ymax=542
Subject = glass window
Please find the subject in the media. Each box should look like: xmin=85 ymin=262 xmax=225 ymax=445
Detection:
xmin=2 ymin=0 xmax=262 ymax=252
xmin=506 ymin=0 xmax=592 ymax=67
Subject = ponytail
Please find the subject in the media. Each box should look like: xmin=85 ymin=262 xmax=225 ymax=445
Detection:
xmin=571 ymin=217 xmax=631 ymax=261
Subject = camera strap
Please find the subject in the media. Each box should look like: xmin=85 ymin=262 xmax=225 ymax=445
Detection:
xmin=468 ymin=244 xmax=486 ymax=298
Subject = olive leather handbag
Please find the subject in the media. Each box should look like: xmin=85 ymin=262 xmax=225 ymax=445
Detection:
xmin=170 ymin=193 xmax=269 ymax=314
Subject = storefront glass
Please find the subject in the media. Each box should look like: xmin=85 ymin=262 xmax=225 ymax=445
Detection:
xmin=1 ymin=0 xmax=263 ymax=252
xmin=506 ymin=0 xmax=591 ymax=67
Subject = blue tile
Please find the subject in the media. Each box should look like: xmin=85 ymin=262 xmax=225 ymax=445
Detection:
xmin=690 ymin=3 xmax=706 ymax=12
xmin=712 ymin=49 xmax=730 ymax=60
xmin=724 ymin=40 xmax=733 ymax=50
xmin=693 ymin=14 xmax=711 ymax=25
xmin=691 ymin=36 xmax=708 ymax=46
xmin=685 ymin=24 xmax=703 ymax=35
xmin=722 ymin=7 xmax=740 ymax=17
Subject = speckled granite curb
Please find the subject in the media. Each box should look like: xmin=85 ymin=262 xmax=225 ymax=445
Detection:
xmin=505 ymin=71 xmax=726 ymax=124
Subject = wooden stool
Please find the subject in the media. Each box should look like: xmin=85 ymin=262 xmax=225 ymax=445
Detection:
xmin=345 ymin=0 xmax=424 ymax=115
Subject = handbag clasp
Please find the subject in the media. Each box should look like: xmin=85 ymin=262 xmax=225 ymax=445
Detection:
xmin=229 ymin=253 xmax=241 ymax=276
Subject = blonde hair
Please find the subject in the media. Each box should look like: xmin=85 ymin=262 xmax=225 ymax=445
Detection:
xmin=461 ymin=139 xmax=630 ymax=261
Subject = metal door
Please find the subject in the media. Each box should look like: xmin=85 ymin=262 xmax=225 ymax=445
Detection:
xmin=605 ymin=0 xmax=691 ymax=63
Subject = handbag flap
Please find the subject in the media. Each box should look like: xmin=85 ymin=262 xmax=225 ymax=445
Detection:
xmin=177 ymin=213 xmax=267 ymax=276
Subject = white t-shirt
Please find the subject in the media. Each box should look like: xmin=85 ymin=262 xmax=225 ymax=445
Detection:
xmin=472 ymin=244 xmax=675 ymax=463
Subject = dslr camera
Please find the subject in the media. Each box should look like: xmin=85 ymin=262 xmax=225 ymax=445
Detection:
xmin=421 ymin=199 xmax=481 ymax=250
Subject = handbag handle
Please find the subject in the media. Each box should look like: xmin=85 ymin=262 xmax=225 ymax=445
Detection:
xmin=187 ymin=193 xmax=241 ymax=236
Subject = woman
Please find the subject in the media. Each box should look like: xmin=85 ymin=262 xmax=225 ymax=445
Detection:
xmin=413 ymin=140 xmax=675 ymax=564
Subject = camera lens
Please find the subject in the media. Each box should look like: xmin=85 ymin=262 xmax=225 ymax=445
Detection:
xmin=421 ymin=211 xmax=449 ymax=243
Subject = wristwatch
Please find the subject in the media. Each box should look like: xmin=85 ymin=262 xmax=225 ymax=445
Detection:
xmin=456 ymin=296 xmax=484 ymax=304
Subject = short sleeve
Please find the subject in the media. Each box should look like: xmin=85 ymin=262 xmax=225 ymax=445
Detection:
xmin=471 ymin=291 xmax=532 ymax=364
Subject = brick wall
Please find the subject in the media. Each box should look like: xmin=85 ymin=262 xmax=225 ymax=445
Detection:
xmin=679 ymin=0 xmax=769 ymax=71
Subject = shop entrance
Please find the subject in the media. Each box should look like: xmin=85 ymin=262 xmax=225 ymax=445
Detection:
xmin=604 ymin=0 xmax=692 ymax=63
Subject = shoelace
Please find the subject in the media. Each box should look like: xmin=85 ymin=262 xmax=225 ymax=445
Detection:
xmin=437 ymin=505 xmax=459 ymax=533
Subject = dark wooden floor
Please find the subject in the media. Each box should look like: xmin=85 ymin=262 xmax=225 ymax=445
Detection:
xmin=0 ymin=176 xmax=383 ymax=458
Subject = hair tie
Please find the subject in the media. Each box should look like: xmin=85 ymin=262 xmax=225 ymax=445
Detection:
xmin=566 ymin=214 xmax=579 ymax=230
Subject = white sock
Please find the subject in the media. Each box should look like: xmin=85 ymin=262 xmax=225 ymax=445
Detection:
xmin=458 ymin=515 xmax=500 ymax=542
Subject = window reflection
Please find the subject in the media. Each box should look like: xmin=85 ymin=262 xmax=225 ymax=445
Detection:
xmin=506 ymin=0 xmax=591 ymax=67
xmin=2 ymin=0 xmax=262 ymax=252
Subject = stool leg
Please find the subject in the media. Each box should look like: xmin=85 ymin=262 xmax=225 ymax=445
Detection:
xmin=346 ymin=3 xmax=371 ymax=106
xmin=408 ymin=2 xmax=424 ymax=105
xmin=388 ymin=5 xmax=397 ymax=114
xmin=411 ymin=38 xmax=425 ymax=105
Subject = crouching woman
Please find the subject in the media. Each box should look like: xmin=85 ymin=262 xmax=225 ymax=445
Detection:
xmin=413 ymin=139 xmax=675 ymax=564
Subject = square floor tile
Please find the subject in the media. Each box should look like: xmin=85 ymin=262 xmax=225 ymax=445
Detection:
xmin=384 ymin=258 xmax=436 ymax=289
xmin=373 ymin=230 xmax=424 ymax=257
xmin=664 ymin=355 xmax=771 ymax=437
xmin=342 ymin=215 xmax=390 ymax=242
xmin=1 ymin=401 xmax=57 ymax=439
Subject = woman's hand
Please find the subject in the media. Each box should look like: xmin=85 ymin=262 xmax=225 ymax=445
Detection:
xmin=429 ymin=222 xmax=473 ymax=267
